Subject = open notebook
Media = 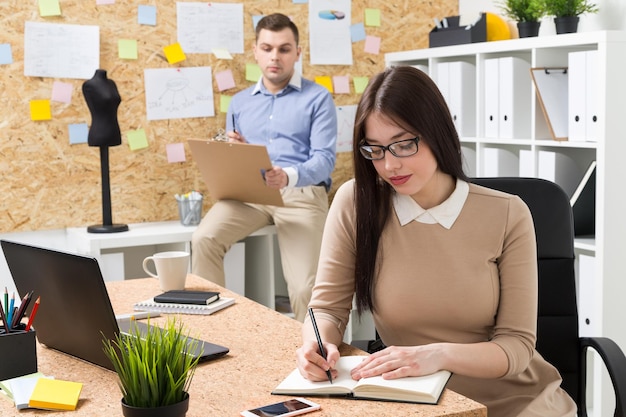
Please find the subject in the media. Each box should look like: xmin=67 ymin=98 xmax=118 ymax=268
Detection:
xmin=273 ymin=356 xmax=451 ymax=404
xmin=1 ymin=240 xmax=229 ymax=370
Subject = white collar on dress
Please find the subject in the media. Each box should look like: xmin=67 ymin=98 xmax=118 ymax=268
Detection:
xmin=392 ymin=179 xmax=469 ymax=229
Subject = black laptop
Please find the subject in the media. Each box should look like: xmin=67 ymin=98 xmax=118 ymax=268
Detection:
xmin=0 ymin=240 xmax=229 ymax=371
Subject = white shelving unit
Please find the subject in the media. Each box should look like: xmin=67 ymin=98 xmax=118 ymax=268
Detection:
xmin=386 ymin=31 xmax=626 ymax=416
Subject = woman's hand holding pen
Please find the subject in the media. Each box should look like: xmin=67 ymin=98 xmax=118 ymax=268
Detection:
xmin=296 ymin=339 xmax=340 ymax=382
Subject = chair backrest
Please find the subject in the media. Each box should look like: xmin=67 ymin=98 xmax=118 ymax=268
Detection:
xmin=472 ymin=177 xmax=580 ymax=403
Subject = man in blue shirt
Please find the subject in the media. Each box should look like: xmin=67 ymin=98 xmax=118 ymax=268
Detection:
xmin=191 ymin=13 xmax=337 ymax=322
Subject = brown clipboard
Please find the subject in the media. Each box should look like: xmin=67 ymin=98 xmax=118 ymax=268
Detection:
xmin=188 ymin=139 xmax=284 ymax=207
xmin=530 ymin=67 xmax=569 ymax=141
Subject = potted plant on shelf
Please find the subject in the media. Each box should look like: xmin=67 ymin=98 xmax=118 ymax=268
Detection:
xmin=498 ymin=0 xmax=547 ymax=38
xmin=545 ymin=0 xmax=599 ymax=34
xmin=102 ymin=318 xmax=201 ymax=417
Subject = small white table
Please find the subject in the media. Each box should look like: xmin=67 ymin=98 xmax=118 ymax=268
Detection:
xmin=66 ymin=221 xmax=287 ymax=310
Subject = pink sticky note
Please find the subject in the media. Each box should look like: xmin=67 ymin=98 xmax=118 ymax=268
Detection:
xmin=215 ymin=69 xmax=236 ymax=92
xmin=332 ymin=76 xmax=350 ymax=94
xmin=51 ymin=81 xmax=73 ymax=104
xmin=166 ymin=143 xmax=186 ymax=163
xmin=364 ymin=35 xmax=381 ymax=55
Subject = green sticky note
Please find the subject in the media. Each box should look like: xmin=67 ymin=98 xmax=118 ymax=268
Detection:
xmin=245 ymin=63 xmax=262 ymax=82
xmin=365 ymin=9 xmax=381 ymax=27
xmin=118 ymin=39 xmax=138 ymax=60
xmin=353 ymin=77 xmax=370 ymax=94
xmin=39 ymin=0 xmax=61 ymax=17
xmin=220 ymin=95 xmax=232 ymax=113
xmin=30 ymin=100 xmax=52 ymax=121
xmin=127 ymin=129 xmax=149 ymax=151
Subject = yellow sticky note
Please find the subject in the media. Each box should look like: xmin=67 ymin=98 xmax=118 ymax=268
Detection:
xmin=315 ymin=76 xmax=333 ymax=93
xmin=127 ymin=129 xmax=149 ymax=151
xmin=212 ymin=48 xmax=233 ymax=59
xmin=118 ymin=39 xmax=138 ymax=60
xmin=163 ymin=42 xmax=186 ymax=64
xmin=353 ymin=77 xmax=370 ymax=94
xmin=220 ymin=95 xmax=232 ymax=113
xmin=30 ymin=100 xmax=52 ymax=121
xmin=245 ymin=63 xmax=262 ymax=82
xmin=28 ymin=378 xmax=82 ymax=411
xmin=365 ymin=9 xmax=381 ymax=27
xmin=39 ymin=0 xmax=61 ymax=17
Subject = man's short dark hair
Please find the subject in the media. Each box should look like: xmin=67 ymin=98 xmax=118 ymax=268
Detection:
xmin=255 ymin=13 xmax=299 ymax=46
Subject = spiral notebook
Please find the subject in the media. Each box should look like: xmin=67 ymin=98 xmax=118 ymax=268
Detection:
xmin=133 ymin=296 xmax=235 ymax=315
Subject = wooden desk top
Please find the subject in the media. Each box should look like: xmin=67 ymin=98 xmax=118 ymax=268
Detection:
xmin=1 ymin=275 xmax=487 ymax=416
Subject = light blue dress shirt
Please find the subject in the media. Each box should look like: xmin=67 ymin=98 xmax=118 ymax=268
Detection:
xmin=226 ymin=72 xmax=337 ymax=189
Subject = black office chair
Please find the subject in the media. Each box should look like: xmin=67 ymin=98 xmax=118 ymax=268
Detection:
xmin=353 ymin=177 xmax=626 ymax=416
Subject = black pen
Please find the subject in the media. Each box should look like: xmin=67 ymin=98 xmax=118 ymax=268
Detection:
xmin=232 ymin=113 xmax=237 ymax=134
xmin=308 ymin=307 xmax=332 ymax=384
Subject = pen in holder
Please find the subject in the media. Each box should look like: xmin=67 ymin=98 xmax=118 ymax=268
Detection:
xmin=0 ymin=328 xmax=38 ymax=380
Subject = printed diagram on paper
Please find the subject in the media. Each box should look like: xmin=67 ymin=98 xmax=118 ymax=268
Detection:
xmin=144 ymin=67 xmax=215 ymax=121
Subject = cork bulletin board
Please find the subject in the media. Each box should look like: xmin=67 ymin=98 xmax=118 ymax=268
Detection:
xmin=0 ymin=0 xmax=456 ymax=232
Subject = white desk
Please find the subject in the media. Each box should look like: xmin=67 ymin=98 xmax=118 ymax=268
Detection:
xmin=66 ymin=221 xmax=288 ymax=309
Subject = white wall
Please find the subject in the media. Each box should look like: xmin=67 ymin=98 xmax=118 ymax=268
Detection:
xmin=459 ymin=0 xmax=626 ymax=36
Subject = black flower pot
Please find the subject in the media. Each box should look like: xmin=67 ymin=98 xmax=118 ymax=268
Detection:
xmin=554 ymin=16 xmax=580 ymax=34
xmin=121 ymin=393 xmax=189 ymax=417
xmin=517 ymin=21 xmax=541 ymax=38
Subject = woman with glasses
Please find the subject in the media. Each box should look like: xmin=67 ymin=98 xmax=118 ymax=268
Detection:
xmin=296 ymin=66 xmax=575 ymax=416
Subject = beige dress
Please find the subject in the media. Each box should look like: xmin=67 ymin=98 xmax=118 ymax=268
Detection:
xmin=308 ymin=179 xmax=577 ymax=417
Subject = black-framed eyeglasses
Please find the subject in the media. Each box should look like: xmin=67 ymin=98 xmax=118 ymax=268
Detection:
xmin=359 ymin=137 xmax=420 ymax=160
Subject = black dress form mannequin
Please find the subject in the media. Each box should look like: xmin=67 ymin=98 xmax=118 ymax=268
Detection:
xmin=82 ymin=69 xmax=128 ymax=233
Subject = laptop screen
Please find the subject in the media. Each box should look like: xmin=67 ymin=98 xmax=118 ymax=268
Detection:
xmin=1 ymin=240 xmax=228 ymax=370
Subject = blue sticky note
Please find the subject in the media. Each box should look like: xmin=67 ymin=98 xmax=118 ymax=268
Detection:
xmin=350 ymin=23 xmax=366 ymax=43
xmin=292 ymin=0 xmax=307 ymax=3
xmin=252 ymin=15 xmax=264 ymax=30
xmin=138 ymin=5 xmax=157 ymax=26
xmin=69 ymin=123 xmax=89 ymax=144
xmin=0 ymin=44 xmax=13 ymax=65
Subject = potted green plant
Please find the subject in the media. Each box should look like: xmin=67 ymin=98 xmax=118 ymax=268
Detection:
xmin=498 ymin=0 xmax=547 ymax=37
xmin=545 ymin=0 xmax=599 ymax=34
xmin=102 ymin=318 xmax=201 ymax=417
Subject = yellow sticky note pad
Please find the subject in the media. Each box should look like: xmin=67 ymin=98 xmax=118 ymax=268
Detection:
xmin=163 ymin=42 xmax=186 ymax=64
xmin=28 ymin=378 xmax=82 ymax=411
xmin=30 ymin=100 xmax=52 ymax=121
xmin=118 ymin=39 xmax=138 ymax=60
xmin=39 ymin=0 xmax=61 ymax=17
xmin=365 ymin=9 xmax=381 ymax=27
xmin=353 ymin=77 xmax=370 ymax=94
xmin=127 ymin=129 xmax=149 ymax=151
xmin=220 ymin=95 xmax=232 ymax=113
xmin=315 ymin=76 xmax=333 ymax=93
xmin=245 ymin=63 xmax=262 ymax=82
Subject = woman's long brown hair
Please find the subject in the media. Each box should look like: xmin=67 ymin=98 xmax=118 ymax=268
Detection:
xmin=352 ymin=66 xmax=468 ymax=314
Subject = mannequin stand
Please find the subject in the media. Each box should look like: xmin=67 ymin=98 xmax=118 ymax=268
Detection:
xmin=88 ymin=147 xmax=128 ymax=233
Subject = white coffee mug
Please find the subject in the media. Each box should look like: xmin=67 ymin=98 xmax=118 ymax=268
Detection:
xmin=142 ymin=251 xmax=190 ymax=291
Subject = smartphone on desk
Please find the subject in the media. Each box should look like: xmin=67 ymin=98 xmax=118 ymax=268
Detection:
xmin=240 ymin=397 xmax=320 ymax=417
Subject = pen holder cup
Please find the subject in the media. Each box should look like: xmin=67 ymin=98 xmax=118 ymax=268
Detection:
xmin=0 ymin=329 xmax=38 ymax=380
xmin=177 ymin=196 xmax=203 ymax=226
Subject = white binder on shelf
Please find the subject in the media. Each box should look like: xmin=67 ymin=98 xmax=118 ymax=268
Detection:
xmin=461 ymin=146 xmax=477 ymax=177
xmin=568 ymin=50 xmax=599 ymax=142
xmin=578 ymin=253 xmax=599 ymax=337
xmin=537 ymin=150 xmax=581 ymax=198
xmin=482 ymin=147 xmax=519 ymax=177
xmin=518 ymin=149 xmax=534 ymax=177
xmin=437 ymin=61 xmax=476 ymax=138
xmin=483 ymin=57 xmax=531 ymax=139
xmin=530 ymin=67 xmax=569 ymax=141
xmin=483 ymin=58 xmax=500 ymax=138
xmin=499 ymin=57 xmax=531 ymax=139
